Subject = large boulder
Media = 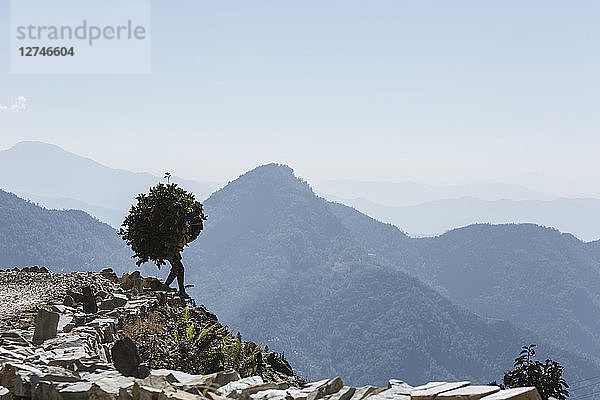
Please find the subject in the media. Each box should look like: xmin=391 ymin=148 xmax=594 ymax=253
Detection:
xmin=99 ymin=294 xmax=128 ymax=311
xmin=0 ymin=363 xmax=43 ymax=398
xmin=121 ymin=271 xmax=143 ymax=293
xmin=82 ymin=286 xmax=98 ymax=314
xmin=111 ymin=337 xmax=150 ymax=379
xmin=100 ymin=268 xmax=119 ymax=283
xmin=33 ymin=309 xmax=60 ymax=343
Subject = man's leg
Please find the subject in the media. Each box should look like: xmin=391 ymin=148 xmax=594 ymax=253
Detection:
xmin=176 ymin=264 xmax=186 ymax=295
xmin=165 ymin=267 xmax=177 ymax=286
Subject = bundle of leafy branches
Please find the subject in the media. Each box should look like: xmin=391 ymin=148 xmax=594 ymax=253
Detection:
xmin=122 ymin=300 xmax=305 ymax=385
xmin=491 ymin=344 xmax=569 ymax=400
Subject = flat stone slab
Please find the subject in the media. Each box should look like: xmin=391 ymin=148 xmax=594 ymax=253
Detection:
xmin=478 ymin=387 xmax=541 ymax=400
xmin=411 ymin=382 xmax=447 ymax=392
xmin=33 ymin=309 xmax=60 ymax=343
xmin=411 ymin=381 xmax=470 ymax=400
xmin=437 ymin=385 xmax=500 ymax=400
xmin=329 ymin=386 xmax=357 ymax=400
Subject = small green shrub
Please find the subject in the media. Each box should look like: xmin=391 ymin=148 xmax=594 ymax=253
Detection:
xmin=171 ymin=307 xmax=263 ymax=376
xmin=502 ymin=344 xmax=569 ymax=400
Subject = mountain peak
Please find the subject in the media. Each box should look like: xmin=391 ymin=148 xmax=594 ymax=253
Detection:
xmin=242 ymin=163 xmax=295 ymax=180
xmin=9 ymin=140 xmax=64 ymax=150
xmin=6 ymin=140 xmax=73 ymax=155
xmin=209 ymin=163 xmax=310 ymax=203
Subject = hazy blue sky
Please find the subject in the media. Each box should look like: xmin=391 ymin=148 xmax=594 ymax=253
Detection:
xmin=1 ymin=1 xmax=599 ymax=187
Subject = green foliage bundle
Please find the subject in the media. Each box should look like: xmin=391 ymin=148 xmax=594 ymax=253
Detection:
xmin=119 ymin=183 xmax=206 ymax=267
xmin=502 ymin=345 xmax=569 ymax=400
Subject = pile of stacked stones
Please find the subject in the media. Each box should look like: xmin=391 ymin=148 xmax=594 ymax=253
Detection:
xmin=0 ymin=268 xmax=542 ymax=400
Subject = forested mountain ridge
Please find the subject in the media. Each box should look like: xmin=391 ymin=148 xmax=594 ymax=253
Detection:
xmin=0 ymin=189 xmax=132 ymax=271
xmin=184 ymin=163 xmax=363 ymax=320
xmin=182 ymin=163 xmax=600 ymax=386
xmin=330 ymin=201 xmax=600 ymax=364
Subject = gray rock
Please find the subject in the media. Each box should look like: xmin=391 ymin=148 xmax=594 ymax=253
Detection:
xmin=226 ymin=383 xmax=287 ymax=400
xmin=33 ymin=309 xmax=60 ymax=343
xmin=111 ymin=337 xmax=149 ymax=378
xmin=51 ymin=305 xmax=67 ymax=314
xmin=144 ymin=277 xmax=166 ymax=291
xmin=0 ymin=363 xmax=43 ymax=398
xmin=177 ymin=369 xmax=241 ymax=395
xmin=249 ymin=389 xmax=290 ymax=400
xmin=82 ymin=286 xmax=98 ymax=314
xmin=121 ymin=271 xmax=142 ymax=291
xmin=0 ymin=386 xmax=9 ymax=400
xmin=0 ymin=346 xmax=25 ymax=362
xmin=0 ymin=332 xmax=32 ymax=347
xmin=138 ymin=364 xmax=151 ymax=379
xmin=288 ymin=378 xmax=343 ymax=400
xmin=99 ymin=294 xmax=128 ymax=310
xmin=480 ymin=387 xmax=542 ymax=400
xmin=328 ymin=387 xmax=356 ymax=400
xmin=366 ymin=380 xmax=412 ymax=400
xmin=324 ymin=377 xmax=343 ymax=396
xmin=58 ymin=381 xmax=93 ymax=400
xmin=65 ymin=290 xmax=84 ymax=304
xmin=39 ymin=367 xmax=80 ymax=384
xmin=33 ymin=381 xmax=63 ymax=400
xmin=218 ymin=376 xmax=264 ymax=397
xmin=411 ymin=382 xmax=470 ymax=400
xmin=88 ymin=375 xmax=135 ymax=399
xmin=347 ymin=386 xmax=379 ymax=400
xmin=160 ymin=390 xmax=207 ymax=399
xmin=437 ymin=385 xmax=500 ymax=400
xmin=133 ymin=381 xmax=164 ymax=400
xmin=138 ymin=374 xmax=177 ymax=391
xmin=150 ymin=369 xmax=205 ymax=384
xmin=58 ymin=315 xmax=74 ymax=333
xmin=100 ymin=268 xmax=119 ymax=283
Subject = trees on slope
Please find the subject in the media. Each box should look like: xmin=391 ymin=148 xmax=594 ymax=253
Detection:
xmin=493 ymin=344 xmax=569 ymax=400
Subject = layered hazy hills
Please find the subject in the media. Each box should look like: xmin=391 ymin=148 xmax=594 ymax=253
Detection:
xmin=315 ymin=180 xmax=558 ymax=206
xmin=182 ymin=164 xmax=600 ymax=386
xmin=0 ymin=141 xmax=220 ymax=227
xmin=327 ymin=195 xmax=600 ymax=241
xmin=5 ymin=141 xmax=600 ymax=242
xmin=330 ymin=203 xmax=600 ymax=363
xmin=0 ymin=189 xmax=132 ymax=270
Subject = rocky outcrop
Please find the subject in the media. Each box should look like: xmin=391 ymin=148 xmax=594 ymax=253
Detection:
xmin=0 ymin=269 xmax=542 ymax=400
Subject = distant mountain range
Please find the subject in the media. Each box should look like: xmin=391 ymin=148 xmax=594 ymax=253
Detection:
xmin=5 ymin=141 xmax=600 ymax=242
xmin=327 ymin=195 xmax=600 ymax=241
xmin=0 ymin=141 xmax=221 ymax=227
xmin=315 ymin=179 xmax=558 ymax=206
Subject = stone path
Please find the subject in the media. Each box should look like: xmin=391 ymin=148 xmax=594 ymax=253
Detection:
xmin=0 ymin=269 xmax=543 ymax=400
xmin=0 ymin=269 xmax=116 ymax=331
